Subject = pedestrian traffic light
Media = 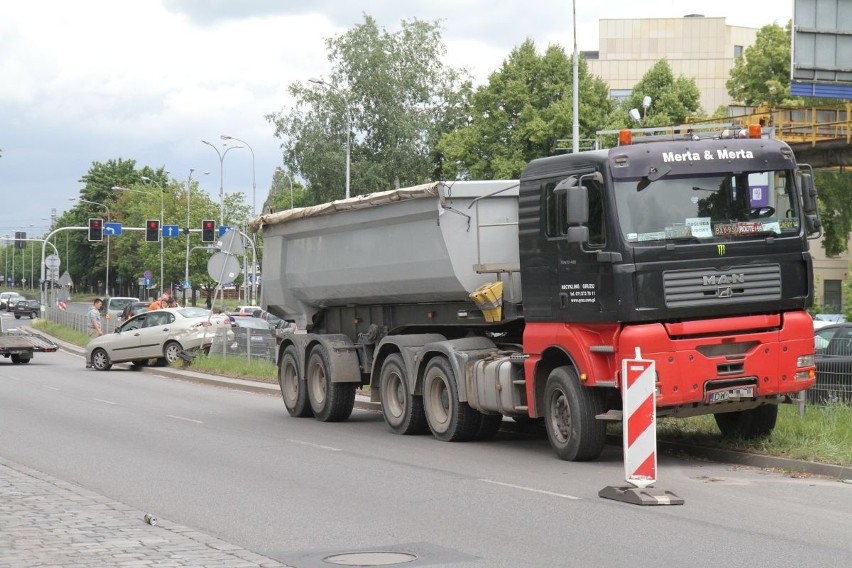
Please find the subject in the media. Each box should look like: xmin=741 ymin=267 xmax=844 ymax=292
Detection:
xmin=145 ymin=219 xmax=160 ymax=242
xmin=87 ymin=219 xmax=103 ymax=242
xmin=201 ymin=220 xmax=215 ymax=242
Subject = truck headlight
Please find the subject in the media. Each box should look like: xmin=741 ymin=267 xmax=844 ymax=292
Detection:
xmin=796 ymin=354 xmax=814 ymax=368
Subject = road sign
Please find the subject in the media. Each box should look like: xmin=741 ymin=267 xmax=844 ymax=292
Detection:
xmin=163 ymin=224 xmax=180 ymax=238
xmin=45 ymin=254 xmax=61 ymax=270
xmin=104 ymin=222 xmax=122 ymax=236
xmin=144 ymin=270 xmax=152 ymax=280
xmin=218 ymin=225 xmax=231 ymax=237
xmin=183 ymin=279 xmax=191 ymax=290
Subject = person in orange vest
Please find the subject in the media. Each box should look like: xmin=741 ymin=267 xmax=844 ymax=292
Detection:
xmin=148 ymin=290 xmax=176 ymax=311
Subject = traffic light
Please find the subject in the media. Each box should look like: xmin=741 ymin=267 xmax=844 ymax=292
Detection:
xmin=201 ymin=220 xmax=215 ymax=242
xmin=14 ymin=231 xmax=26 ymax=249
xmin=87 ymin=219 xmax=103 ymax=242
xmin=145 ymin=219 xmax=160 ymax=242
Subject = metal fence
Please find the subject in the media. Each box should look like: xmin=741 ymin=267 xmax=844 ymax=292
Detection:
xmin=810 ymin=356 xmax=852 ymax=406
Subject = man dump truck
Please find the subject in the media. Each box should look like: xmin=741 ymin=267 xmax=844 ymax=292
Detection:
xmin=252 ymin=124 xmax=819 ymax=461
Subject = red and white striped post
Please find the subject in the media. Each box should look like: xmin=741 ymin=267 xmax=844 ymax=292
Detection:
xmin=623 ymin=347 xmax=656 ymax=488
xmin=599 ymin=347 xmax=683 ymax=505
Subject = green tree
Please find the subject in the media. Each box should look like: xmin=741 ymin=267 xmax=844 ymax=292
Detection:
xmin=438 ymin=40 xmax=614 ymax=179
xmin=814 ymin=170 xmax=852 ymax=257
xmin=624 ymin=59 xmax=702 ymax=126
xmin=266 ymin=14 xmax=470 ymax=203
xmin=727 ymin=23 xmax=791 ymax=106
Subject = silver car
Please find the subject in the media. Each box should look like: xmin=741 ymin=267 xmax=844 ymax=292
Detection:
xmin=85 ymin=307 xmax=229 ymax=371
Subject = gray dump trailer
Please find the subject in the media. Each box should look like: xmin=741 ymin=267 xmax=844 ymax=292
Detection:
xmin=257 ymin=181 xmax=521 ymax=331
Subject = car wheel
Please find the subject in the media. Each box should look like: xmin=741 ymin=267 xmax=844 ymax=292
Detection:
xmin=163 ymin=341 xmax=183 ymax=365
xmin=14 ymin=315 xmax=20 ymax=319
xmin=91 ymin=348 xmax=112 ymax=371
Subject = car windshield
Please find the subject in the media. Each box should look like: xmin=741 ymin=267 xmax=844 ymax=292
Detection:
xmin=613 ymin=169 xmax=801 ymax=243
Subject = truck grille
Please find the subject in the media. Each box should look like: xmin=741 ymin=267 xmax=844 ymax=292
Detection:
xmin=663 ymin=264 xmax=781 ymax=308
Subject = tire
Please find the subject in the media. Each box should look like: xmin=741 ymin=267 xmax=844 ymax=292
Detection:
xmin=91 ymin=348 xmax=112 ymax=371
xmin=422 ymin=356 xmax=478 ymax=442
xmin=279 ymin=345 xmax=312 ymax=417
xmin=11 ymin=354 xmax=31 ymax=364
xmin=380 ymin=354 xmax=428 ymax=435
xmin=543 ymin=366 xmax=606 ymax=461
xmin=473 ymin=413 xmax=503 ymax=441
xmin=14 ymin=315 xmax=20 ymax=319
xmin=306 ymin=344 xmax=355 ymax=422
xmin=714 ymin=404 xmax=778 ymax=439
xmin=163 ymin=341 xmax=183 ymax=365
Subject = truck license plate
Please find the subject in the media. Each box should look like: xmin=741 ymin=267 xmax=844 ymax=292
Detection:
xmin=707 ymin=386 xmax=755 ymax=403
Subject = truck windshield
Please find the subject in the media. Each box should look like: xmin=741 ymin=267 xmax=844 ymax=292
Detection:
xmin=613 ymin=170 xmax=801 ymax=243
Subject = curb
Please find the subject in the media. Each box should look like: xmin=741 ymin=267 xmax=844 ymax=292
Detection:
xmin=53 ymin=334 xmax=850 ymax=480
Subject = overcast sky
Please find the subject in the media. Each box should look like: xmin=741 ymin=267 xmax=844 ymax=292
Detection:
xmin=1 ymin=0 xmax=792 ymax=240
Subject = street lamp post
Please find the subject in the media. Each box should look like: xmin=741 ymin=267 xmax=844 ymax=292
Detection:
xmin=70 ymin=197 xmax=110 ymax=296
xmin=220 ymin=135 xmax=255 ymax=216
xmin=283 ymin=170 xmax=294 ymax=209
xmin=309 ymin=77 xmax=352 ymax=199
xmin=201 ymin=139 xmax=244 ymax=227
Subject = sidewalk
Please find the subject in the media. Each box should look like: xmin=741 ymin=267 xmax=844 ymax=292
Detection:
xmin=0 ymin=457 xmax=291 ymax=568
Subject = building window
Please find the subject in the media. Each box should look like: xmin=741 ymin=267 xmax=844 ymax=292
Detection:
xmin=824 ymin=279 xmax=842 ymax=312
xmin=734 ymin=45 xmax=743 ymax=58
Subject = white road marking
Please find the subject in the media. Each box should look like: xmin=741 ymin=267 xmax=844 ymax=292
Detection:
xmin=479 ymin=478 xmax=581 ymax=500
xmin=93 ymin=398 xmax=118 ymax=405
xmin=166 ymin=414 xmax=204 ymax=424
xmin=288 ymin=439 xmax=342 ymax=452
xmin=43 ymin=385 xmax=60 ymax=391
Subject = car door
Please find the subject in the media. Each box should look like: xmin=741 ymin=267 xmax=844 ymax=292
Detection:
xmin=107 ymin=315 xmax=147 ymax=362
xmin=138 ymin=311 xmax=175 ymax=358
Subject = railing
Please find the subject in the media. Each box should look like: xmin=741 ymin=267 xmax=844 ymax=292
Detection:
xmin=696 ymin=103 xmax=852 ymax=147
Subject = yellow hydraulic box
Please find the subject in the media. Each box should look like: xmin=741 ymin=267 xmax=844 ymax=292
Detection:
xmin=469 ymin=281 xmax=503 ymax=322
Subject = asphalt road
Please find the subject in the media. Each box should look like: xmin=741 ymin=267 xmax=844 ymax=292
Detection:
xmin=1 ymin=333 xmax=851 ymax=568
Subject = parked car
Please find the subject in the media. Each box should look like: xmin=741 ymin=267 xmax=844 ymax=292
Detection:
xmin=85 ymin=307 xmax=230 ymax=371
xmin=13 ymin=299 xmax=40 ymax=319
xmin=102 ymin=296 xmax=140 ymax=321
xmin=210 ymin=316 xmax=276 ymax=359
xmin=812 ymin=323 xmax=852 ymax=404
xmin=120 ymin=301 xmax=151 ymax=320
xmin=234 ymin=305 xmax=262 ymax=316
xmin=1 ymin=292 xmax=24 ymax=311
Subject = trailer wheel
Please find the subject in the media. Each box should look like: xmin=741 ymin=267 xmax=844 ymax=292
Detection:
xmin=714 ymin=404 xmax=777 ymax=439
xmin=307 ymin=344 xmax=355 ymax=422
xmin=11 ymin=354 xmax=31 ymax=364
xmin=544 ymin=366 xmax=606 ymax=461
xmin=279 ymin=345 xmax=312 ymax=417
xmin=380 ymin=354 xmax=428 ymax=435
xmin=91 ymin=348 xmax=112 ymax=371
xmin=422 ymin=356 xmax=478 ymax=442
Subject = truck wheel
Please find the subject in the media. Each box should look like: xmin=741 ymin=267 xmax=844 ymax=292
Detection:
xmin=307 ymin=344 xmax=355 ymax=422
xmin=714 ymin=405 xmax=778 ymax=439
xmin=91 ymin=348 xmax=113 ymax=371
xmin=163 ymin=341 xmax=182 ymax=365
xmin=422 ymin=356 xmax=478 ymax=442
xmin=11 ymin=354 xmax=31 ymax=364
xmin=279 ymin=345 xmax=312 ymax=417
xmin=472 ymin=413 xmax=503 ymax=441
xmin=380 ymin=353 xmax=428 ymax=435
xmin=544 ymin=366 xmax=606 ymax=461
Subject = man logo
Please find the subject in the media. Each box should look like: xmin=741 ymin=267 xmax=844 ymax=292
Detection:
xmin=717 ymin=244 xmax=726 ymax=256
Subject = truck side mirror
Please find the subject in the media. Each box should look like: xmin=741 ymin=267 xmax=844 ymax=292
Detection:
xmin=800 ymin=173 xmax=822 ymax=236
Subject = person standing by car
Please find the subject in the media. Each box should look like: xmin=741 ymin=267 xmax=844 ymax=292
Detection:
xmin=87 ymin=298 xmax=104 ymax=339
xmin=148 ymin=290 xmax=175 ymax=311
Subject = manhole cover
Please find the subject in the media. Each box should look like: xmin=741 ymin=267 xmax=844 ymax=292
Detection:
xmin=324 ymin=551 xmax=418 ymax=566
